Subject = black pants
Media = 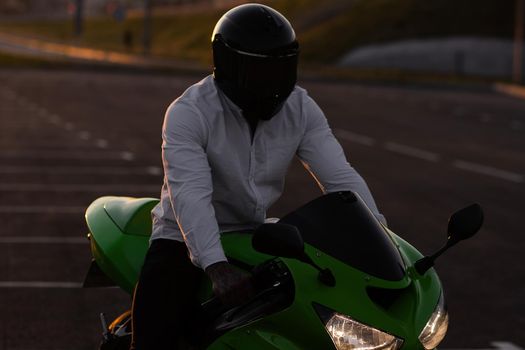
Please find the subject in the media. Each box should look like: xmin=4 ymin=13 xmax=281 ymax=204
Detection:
xmin=130 ymin=239 xmax=203 ymax=350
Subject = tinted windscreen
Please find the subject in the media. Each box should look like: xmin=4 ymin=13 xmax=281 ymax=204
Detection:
xmin=279 ymin=192 xmax=406 ymax=281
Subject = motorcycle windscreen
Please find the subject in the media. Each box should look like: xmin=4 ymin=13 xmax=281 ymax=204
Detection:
xmin=279 ymin=191 xmax=406 ymax=281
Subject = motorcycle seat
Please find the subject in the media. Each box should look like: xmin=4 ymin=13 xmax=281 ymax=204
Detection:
xmin=104 ymin=197 xmax=160 ymax=236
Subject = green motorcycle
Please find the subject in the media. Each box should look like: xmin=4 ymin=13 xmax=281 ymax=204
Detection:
xmin=84 ymin=191 xmax=483 ymax=349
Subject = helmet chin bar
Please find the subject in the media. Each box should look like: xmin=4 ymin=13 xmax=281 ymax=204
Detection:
xmin=243 ymin=99 xmax=287 ymax=122
xmin=215 ymin=78 xmax=291 ymax=121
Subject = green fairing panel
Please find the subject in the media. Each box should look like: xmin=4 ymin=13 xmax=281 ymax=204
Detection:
xmin=219 ymin=232 xmax=442 ymax=349
xmin=104 ymin=197 xmax=159 ymax=236
xmin=86 ymin=197 xmax=155 ymax=293
xmin=203 ymin=234 xmax=330 ymax=349
xmin=386 ymin=227 xmax=443 ymax=346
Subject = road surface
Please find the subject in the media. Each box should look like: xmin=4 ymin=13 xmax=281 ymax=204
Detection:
xmin=0 ymin=68 xmax=523 ymax=349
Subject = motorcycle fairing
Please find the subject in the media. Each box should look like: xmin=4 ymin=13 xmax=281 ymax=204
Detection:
xmin=210 ymin=231 xmax=441 ymax=349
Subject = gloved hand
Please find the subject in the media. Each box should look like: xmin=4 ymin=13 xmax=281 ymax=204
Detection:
xmin=205 ymin=261 xmax=255 ymax=307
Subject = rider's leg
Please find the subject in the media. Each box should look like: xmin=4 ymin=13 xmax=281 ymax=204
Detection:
xmin=130 ymin=238 xmax=202 ymax=350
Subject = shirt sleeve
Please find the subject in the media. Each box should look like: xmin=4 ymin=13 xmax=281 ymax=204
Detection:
xmin=161 ymin=100 xmax=227 ymax=270
xmin=296 ymin=95 xmax=387 ymax=226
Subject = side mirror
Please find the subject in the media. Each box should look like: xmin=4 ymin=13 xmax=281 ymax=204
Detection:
xmin=415 ymin=203 xmax=483 ymax=275
xmin=252 ymin=223 xmax=305 ymax=260
xmin=448 ymin=203 xmax=484 ymax=244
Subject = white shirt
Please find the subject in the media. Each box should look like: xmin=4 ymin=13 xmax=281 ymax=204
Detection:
xmin=151 ymin=75 xmax=385 ymax=270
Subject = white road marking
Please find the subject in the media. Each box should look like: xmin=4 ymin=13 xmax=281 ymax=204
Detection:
xmin=48 ymin=114 xmax=61 ymax=124
xmin=37 ymin=107 xmax=48 ymax=116
xmin=0 ymin=206 xmax=85 ymax=214
xmin=444 ymin=342 xmax=524 ymax=350
xmin=0 ymin=165 xmax=162 ymax=175
xmin=334 ymin=128 xmax=376 ymax=146
xmin=147 ymin=166 xmax=163 ymax=175
xmin=491 ymin=342 xmax=524 ymax=350
xmin=24 ymin=101 xmax=37 ymax=109
xmin=335 ymin=129 xmax=521 ymax=184
xmin=121 ymin=151 xmax=136 ymax=161
xmin=0 ymin=281 xmax=82 ymax=289
xmin=0 ymin=183 xmax=159 ymax=192
xmin=96 ymin=138 xmax=109 ymax=148
xmin=0 ymin=149 xmax=137 ymax=161
xmin=453 ymin=160 xmax=524 ymax=183
xmin=0 ymin=236 xmax=87 ymax=244
xmin=384 ymin=142 xmax=441 ymax=162
xmin=78 ymin=130 xmax=91 ymax=140
xmin=64 ymin=122 xmax=75 ymax=131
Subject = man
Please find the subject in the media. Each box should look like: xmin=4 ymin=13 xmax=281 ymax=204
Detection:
xmin=131 ymin=3 xmax=386 ymax=349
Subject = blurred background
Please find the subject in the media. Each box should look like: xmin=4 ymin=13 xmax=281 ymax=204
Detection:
xmin=0 ymin=0 xmax=523 ymax=81
xmin=0 ymin=0 xmax=523 ymax=349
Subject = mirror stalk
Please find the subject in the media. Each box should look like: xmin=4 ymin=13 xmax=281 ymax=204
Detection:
xmin=414 ymin=240 xmax=456 ymax=275
xmin=252 ymin=223 xmax=336 ymax=286
xmin=300 ymin=254 xmax=336 ymax=287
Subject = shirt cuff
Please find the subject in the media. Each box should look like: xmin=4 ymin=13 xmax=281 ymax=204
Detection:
xmin=198 ymin=247 xmax=228 ymax=271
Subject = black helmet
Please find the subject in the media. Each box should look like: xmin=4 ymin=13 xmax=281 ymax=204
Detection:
xmin=212 ymin=3 xmax=299 ymax=121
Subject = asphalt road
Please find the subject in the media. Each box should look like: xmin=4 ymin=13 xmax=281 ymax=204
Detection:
xmin=0 ymin=68 xmax=523 ymax=349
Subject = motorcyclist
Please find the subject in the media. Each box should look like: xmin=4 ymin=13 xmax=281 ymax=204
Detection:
xmin=130 ymin=3 xmax=386 ymax=349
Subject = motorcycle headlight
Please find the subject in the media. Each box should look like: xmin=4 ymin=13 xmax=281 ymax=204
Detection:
xmin=418 ymin=293 xmax=449 ymax=349
xmin=314 ymin=304 xmax=403 ymax=350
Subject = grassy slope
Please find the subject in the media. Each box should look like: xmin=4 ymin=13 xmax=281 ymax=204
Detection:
xmin=0 ymin=51 xmax=67 ymax=67
xmin=0 ymin=11 xmax=222 ymax=64
xmin=298 ymin=0 xmax=514 ymax=63
xmin=0 ymin=0 xmax=515 ymax=66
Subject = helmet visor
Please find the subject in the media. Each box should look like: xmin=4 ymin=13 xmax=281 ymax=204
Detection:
xmin=237 ymin=50 xmax=298 ymax=101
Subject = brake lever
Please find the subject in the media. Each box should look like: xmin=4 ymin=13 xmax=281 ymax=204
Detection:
xmin=202 ymin=258 xmax=289 ymax=322
xmin=224 ymin=281 xmax=282 ymax=322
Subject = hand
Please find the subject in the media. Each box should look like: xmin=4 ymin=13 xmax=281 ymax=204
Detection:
xmin=205 ymin=262 xmax=255 ymax=308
